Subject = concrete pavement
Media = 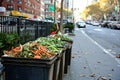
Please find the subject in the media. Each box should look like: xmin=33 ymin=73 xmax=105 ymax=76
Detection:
xmin=64 ymin=29 xmax=120 ymax=80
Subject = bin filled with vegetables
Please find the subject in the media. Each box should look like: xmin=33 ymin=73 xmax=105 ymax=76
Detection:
xmin=1 ymin=34 xmax=73 ymax=80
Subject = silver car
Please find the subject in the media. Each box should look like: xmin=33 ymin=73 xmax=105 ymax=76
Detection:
xmin=76 ymin=21 xmax=86 ymax=28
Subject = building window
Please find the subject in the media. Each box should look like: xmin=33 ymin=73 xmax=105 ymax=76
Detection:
xmin=6 ymin=0 xmax=14 ymax=2
xmin=6 ymin=0 xmax=10 ymax=2
xmin=18 ymin=6 xmax=22 ymax=12
xmin=44 ymin=0 xmax=51 ymax=4
xmin=17 ymin=0 xmax=22 ymax=4
xmin=6 ymin=5 xmax=14 ymax=10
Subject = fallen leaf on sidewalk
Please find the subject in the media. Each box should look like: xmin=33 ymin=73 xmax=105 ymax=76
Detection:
xmin=72 ymin=56 xmax=75 ymax=58
xmin=83 ymin=66 xmax=87 ymax=69
xmin=97 ymin=76 xmax=107 ymax=80
xmin=89 ymin=73 xmax=95 ymax=77
xmin=80 ymin=73 xmax=86 ymax=77
xmin=97 ymin=61 xmax=101 ymax=63
xmin=111 ymin=69 xmax=114 ymax=71
xmin=116 ymin=54 xmax=120 ymax=58
xmin=108 ymin=74 xmax=112 ymax=77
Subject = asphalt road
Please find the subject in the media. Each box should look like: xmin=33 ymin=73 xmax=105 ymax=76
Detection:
xmin=84 ymin=25 xmax=120 ymax=59
xmin=64 ymin=25 xmax=120 ymax=80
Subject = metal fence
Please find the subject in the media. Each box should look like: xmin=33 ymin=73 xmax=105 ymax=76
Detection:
xmin=0 ymin=16 xmax=53 ymax=44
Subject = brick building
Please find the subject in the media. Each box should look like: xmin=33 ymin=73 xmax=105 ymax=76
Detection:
xmin=1 ymin=0 xmax=45 ymax=18
xmin=1 ymin=0 xmax=61 ymax=19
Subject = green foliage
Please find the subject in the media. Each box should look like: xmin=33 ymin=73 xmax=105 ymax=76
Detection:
xmin=64 ymin=22 xmax=74 ymax=30
xmin=81 ymin=0 xmax=116 ymax=20
xmin=0 ymin=32 xmax=19 ymax=56
xmin=50 ymin=23 xmax=56 ymax=33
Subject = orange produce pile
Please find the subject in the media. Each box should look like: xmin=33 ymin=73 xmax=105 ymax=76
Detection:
xmin=4 ymin=42 xmax=55 ymax=59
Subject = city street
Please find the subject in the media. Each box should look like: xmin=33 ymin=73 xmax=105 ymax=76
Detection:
xmin=64 ymin=24 xmax=120 ymax=80
xmin=1 ymin=0 xmax=120 ymax=80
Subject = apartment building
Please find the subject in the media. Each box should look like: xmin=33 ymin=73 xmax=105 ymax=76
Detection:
xmin=1 ymin=0 xmax=44 ymax=18
xmin=44 ymin=0 xmax=61 ymax=19
xmin=44 ymin=0 xmax=54 ymax=18
xmin=1 ymin=0 xmax=62 ymax=19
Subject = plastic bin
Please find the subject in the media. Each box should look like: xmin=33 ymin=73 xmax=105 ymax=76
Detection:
xmin=53 ymin=58 xmax=61 ymax=80
xmin=58 ymin=49 xmax=65 ymax=80
xmin=0 ymin=63 xmax=4 ymax=80
xmin=53 ymin=50 xmax=63 ymax=80
xmin=67 ymin=43 xmax=72 ymax=66
xmin=62 ymin=40 xmax=73 ymax=66
xmin=1 ymin=56 xmax=57 ymax=80
xmin=64 ymin=42 xmax=73 ymax=74
xmin=64 ymin=47 xmax=69 ymax=74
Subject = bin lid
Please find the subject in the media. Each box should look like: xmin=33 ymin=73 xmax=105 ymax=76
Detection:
xmin=1 ymin=56 xmax=57 ymax=67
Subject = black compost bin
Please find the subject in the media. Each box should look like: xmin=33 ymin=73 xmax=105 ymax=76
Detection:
xmin=63 ymin=41 xmax=73 ymax=74
xmin=58 ymin=49 xmax=65 ymax=80
xmin=0 ymin=64 xmax=4 ymax=80
xmin=53 ymin=50 xmax=63 ymax=80
xmin=1 ymin=56 xmax=57 ymax=80
xmin=62 ymin=40 xmax=73 ymax=66
xmin=67 ymin=42 xmax=73 ymax=66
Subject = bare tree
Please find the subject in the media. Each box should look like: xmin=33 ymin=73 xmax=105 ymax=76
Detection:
xmin=60 ymin=0 xmax=64 ymax=33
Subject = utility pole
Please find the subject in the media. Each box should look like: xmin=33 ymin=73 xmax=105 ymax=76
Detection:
xmin=60 ymin=0 xmax=64 ymax=33
xmin=54 ymin=0 xmax=56 ymax=23
xmin=67 ymin=0 xmax=69 ymax=20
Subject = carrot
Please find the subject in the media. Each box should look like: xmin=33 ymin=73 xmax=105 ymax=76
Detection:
xmin=44 ymin=52 xmax=51 ymax=58
xmin=34 ymin=55 xmax=41 ymax=59
xmin=12 ymin=44 xmax=23 ymax=52
xmin=37 ymin=45 xmax=52 ymax=58
xmin=11 ymin=44 xmax=23 ymax=56
xmin=13 ymin=52 xmax=17 ymax=56
xmin=32 ymin=50 xmax=41 ymax=55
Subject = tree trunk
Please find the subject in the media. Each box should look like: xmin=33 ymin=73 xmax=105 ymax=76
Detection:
xmin=60 ymin=0 xmax=64 ymax=33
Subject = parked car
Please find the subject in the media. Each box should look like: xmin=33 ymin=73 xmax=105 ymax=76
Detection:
xmin=100 ymin=21 xmax=112 ymax=28
xmin=110 ymin=21 xmax=120 ymax=29
xmin=107 ymin=21 xmax=116 ymax=28
xmin=76 ymin=21 xmax=86 ymax=28
xmin=91 ymin=21 xmax=100 ymax=26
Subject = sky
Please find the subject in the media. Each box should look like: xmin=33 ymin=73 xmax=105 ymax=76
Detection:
xmin=69 ymin=0 xmax=93 ymax=12
xmin=69 ymin=0 xmax=93 ymax=21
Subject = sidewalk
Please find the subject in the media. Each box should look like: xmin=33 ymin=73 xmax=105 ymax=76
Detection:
xmin=64 ymin=30 xmax=120 ymax=80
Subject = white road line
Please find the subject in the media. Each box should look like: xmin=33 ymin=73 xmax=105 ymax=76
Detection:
xmin=93 ymin=29 xmax=103 ymax=31
xmin=81 ymin=29 xmax=120 ymax=65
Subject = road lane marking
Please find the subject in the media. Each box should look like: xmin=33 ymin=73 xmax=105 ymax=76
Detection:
xmin=93 ymin=29 xmax=102 ymax=31
xmin=81 ymin=29 xmax=120 ymax=65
